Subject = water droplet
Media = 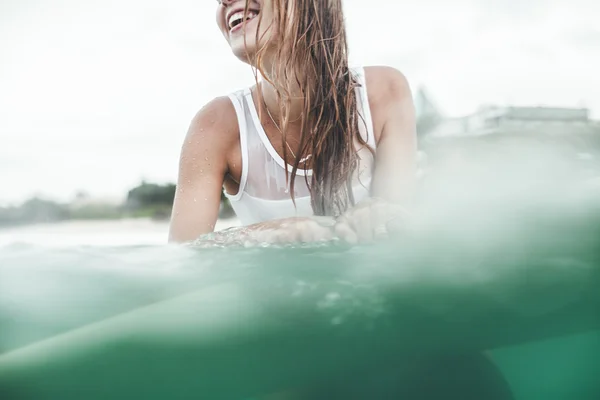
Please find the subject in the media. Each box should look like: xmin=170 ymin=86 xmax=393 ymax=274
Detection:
xmin=193 ymin=198 xmax=197 ymax=202
xmin=331 ymin=316 xmax=344 ymax=325
xmin=200 ymin=169 xmax=204 ymax=173
xmin=205 ymin=157 xmax=209 ymax=161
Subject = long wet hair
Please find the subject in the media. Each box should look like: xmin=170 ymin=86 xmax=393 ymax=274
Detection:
xmin=242 ymin=0 xmax=369 ymax=217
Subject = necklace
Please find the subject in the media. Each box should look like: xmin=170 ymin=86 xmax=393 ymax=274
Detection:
xmin=264 ymin=102 xmax=312 ymax=164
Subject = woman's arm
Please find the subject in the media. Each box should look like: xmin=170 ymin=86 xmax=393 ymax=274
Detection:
xmin=334 ymin=67 xmax=417 ymax=243
xmin=369 ymin=66 xmax=417 ymax=203
xmin=168 ymin=97 xmax=236 ymax=243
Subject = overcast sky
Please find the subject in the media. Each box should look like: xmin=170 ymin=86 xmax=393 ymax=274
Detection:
xmin=1 ymin=0 xmax=599 ymax=204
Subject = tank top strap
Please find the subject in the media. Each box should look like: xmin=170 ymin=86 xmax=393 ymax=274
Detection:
xmin=225 ymin=90 xmax=250 ymax=201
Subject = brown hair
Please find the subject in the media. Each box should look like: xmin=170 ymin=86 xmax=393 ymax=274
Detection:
xmin=244 ymin=0 xmax=369 ymax=217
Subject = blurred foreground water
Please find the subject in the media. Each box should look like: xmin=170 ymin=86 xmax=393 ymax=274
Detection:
xmin=1 ymin=139 xmax=600 ymax=399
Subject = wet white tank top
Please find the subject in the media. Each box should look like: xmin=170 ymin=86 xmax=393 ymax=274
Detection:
xmin=224 ymin=67 xmax=377 ymax=225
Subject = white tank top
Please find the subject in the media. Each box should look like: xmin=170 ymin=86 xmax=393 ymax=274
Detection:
xmin=224 ymin=67 xmax=377 ymax=225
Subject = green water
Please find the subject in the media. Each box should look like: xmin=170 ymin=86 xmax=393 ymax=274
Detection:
xmin=491 ymin=332 xmax=600 ymax=400
xmin=1 ymin=225 xmax=599 ymax=399
xmin=1 ymin=148 xmax=599 ymax=398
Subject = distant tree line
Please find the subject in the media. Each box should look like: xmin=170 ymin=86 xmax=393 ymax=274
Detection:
xmin=0 ymin=198 xmax=71 ymax=227
xmin=126 ymin=182 xmax=176 ymax=209
xmin=0 ymin=181 xmax=235 ymax=228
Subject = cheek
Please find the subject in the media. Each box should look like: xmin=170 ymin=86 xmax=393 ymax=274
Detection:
xmin=257 ymin=11 xmax=276 ymax=39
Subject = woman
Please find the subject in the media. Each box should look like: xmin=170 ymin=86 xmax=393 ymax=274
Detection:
xmin=168 ymin=0 xmax=417 ymax=244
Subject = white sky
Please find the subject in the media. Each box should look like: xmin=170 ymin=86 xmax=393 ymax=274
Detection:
xmin=1 ymin=0 xmax=599 ymax=204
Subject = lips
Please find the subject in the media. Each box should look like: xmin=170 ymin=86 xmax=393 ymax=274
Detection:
xmin=228 ymin=10 xmax=258 ymax=30
xmin=226 ymin=4 xmax=260 ymax=33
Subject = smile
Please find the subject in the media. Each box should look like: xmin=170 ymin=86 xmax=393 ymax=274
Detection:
xmin=228 ymin=10 xmax=259 ymax=33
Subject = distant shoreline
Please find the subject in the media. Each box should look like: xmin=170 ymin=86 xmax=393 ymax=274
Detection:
xmin=0 ymin=217 xmax=242 ymax=248
xmin=0 ymin=214 xmax=162 ymax=231
xmin=0 ymin=216 xmax=241 ymax=232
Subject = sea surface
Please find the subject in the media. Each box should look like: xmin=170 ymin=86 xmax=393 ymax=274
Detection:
xmin=0 ymin=217 xmax=241 ymax=248
xmin=0 ymin=211 xmax=599 ymax=399
xmin=2 ymin=146 xmax=600 ymax=398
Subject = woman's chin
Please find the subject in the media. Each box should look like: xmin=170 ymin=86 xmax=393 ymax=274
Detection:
xmin=230 ymin=42 xmax=257 ymax=65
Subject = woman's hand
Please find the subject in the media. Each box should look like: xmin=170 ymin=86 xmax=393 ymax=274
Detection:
xmin=248 ymin=217 xmax=336 ymax=244
xmin=334 ymin=198 xmax=410 ymax=244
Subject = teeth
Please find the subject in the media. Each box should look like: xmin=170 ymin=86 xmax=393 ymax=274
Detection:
xmin=228 ymin=11 xmax=257 ymax=29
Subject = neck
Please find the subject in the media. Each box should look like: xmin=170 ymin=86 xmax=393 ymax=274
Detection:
xmin=257 ymin=63 xmax=306 ymax=125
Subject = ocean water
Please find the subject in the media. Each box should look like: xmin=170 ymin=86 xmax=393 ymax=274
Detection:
xmin=1 ymin=204 xmax=599 ymax=399
xmin=1 ymin=144 xmax=600 ymax=399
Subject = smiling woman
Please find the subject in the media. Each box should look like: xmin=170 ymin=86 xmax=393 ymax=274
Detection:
xmin=168 ymin=0 xmax=417 ymax=244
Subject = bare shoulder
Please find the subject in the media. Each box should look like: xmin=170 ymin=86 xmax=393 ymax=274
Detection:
xmin=182 ymin=96 xmax=239 ymax=157
xmin=176 ymin=95 xmax=242 ymax=189
xmin=362 ymin=66 xmax=414 ymax=144
xmin=363 ymin=65 xmax=412 ymax=105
